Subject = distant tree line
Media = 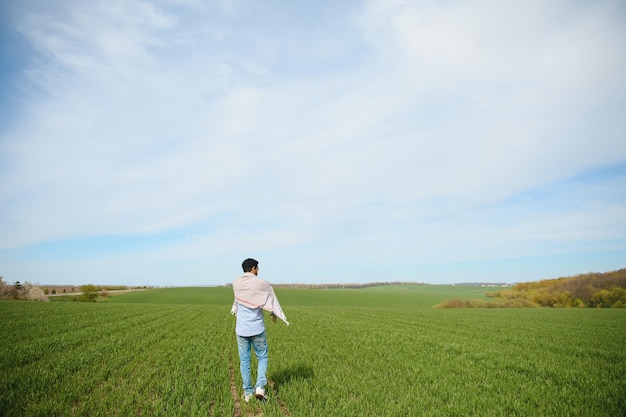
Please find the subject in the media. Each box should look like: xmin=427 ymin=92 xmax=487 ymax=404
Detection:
xmin=437 ymin=269 xmax=626 ymax=308
xmin=486 ymin=269 xmax=626 ymax=308
xmin=0 ymin=277 xmax=49 ymax=302
xmin=0 ymin=278 xmax=144 ymax=302
xmin=55 ymin=284 xmax=139 ymax=302
xmin=41 ymin=284 xmax=131 ymax=295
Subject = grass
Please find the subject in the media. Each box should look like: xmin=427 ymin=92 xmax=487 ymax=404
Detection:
xmin=269 ymin=306 xmax=626 ymax=416
xmin=104 ymin=286 xmax=233 ymax=305
xmin=2 ymin=285 xmax=625 ymax=416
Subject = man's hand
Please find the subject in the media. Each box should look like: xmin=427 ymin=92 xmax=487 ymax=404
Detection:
xmin=270 ymin=312 xmax=277 ymax=323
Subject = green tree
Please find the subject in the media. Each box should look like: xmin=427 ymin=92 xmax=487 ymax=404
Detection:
xmin=80 ymin=284 xmax=99 ymax=302
xmin=590 ymin=287 xmax=626 ymax=308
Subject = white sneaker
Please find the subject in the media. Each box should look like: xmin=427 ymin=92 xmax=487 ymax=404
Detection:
xmin=255 ymin=387 xmax=268 ymax=401
xmin=242 ymin=393 xmax=253 ymax=403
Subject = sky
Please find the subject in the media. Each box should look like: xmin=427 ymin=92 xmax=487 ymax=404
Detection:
xmin=0 ymin=0 xmax=625 ymax=287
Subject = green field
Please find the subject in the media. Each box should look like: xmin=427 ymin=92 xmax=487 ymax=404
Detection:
xmin=1 ymin=285 xmax=625 ymax=416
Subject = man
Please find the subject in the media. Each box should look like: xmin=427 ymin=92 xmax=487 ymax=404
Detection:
xmin=231 ymin=258 xmax=289 ymax=402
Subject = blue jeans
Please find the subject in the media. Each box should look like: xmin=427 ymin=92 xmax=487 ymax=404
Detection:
xmin=236 ymin=332 xmax=268 ymax=394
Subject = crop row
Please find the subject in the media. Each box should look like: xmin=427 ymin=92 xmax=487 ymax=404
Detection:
xmin=0 ymin=302 xmax=233 ymax=417
xmin=2 ymin=299 xmax=625 ymax=416
xmin=266 ymin=307 xmax=626 ymax=416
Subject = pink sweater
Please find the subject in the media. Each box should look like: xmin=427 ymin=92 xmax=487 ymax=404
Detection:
xmin=230 ymin=272 xmax=289 ymax=326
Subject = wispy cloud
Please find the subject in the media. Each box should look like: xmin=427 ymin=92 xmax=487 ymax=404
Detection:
xmin=1 ymin=0 xmax=625 ymax=285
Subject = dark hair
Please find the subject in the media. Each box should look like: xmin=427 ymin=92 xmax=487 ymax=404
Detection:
xmin=242 ymin=258 xmax=259 ymax=272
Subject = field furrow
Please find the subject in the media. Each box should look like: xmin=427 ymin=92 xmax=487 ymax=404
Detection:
xmin=2 ymin=287 xmax=625 ymax=417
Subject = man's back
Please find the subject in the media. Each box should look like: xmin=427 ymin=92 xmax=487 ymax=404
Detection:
xmin=233 ymin=272 xmax=268 ymax=336
xmin=235 ymin=303 xmax=264 ymax=336
xmin=233 ymin=272 xmax=271 ymax=306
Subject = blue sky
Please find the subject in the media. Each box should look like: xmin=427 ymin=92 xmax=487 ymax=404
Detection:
xmin=1 ymin=0 xmax=625 ymax=287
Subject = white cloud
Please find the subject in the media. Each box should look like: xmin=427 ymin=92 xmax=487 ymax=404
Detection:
xmin=0 ymin=0 xmax=625 ymax=283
